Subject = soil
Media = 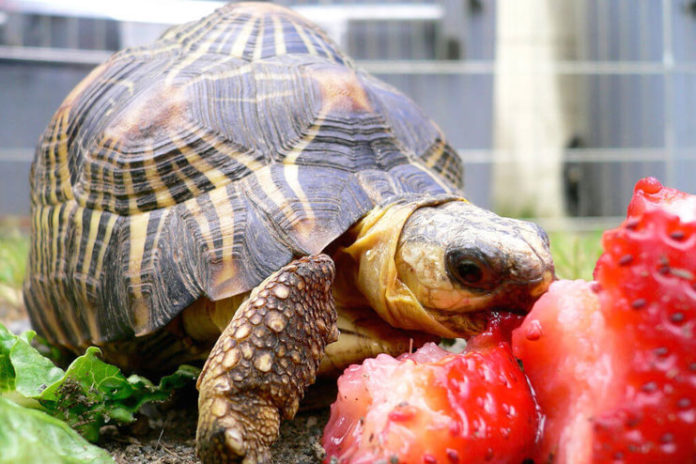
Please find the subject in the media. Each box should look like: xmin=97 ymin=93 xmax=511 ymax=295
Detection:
xmin=102 ymin=389 xmax=330 ymax=464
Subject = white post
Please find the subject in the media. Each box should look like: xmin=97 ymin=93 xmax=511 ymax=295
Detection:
xmin=492 ymin=0 xmax=580 ymax=218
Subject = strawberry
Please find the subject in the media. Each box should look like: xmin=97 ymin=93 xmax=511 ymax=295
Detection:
xmin=512 ymin=279 xmax=623 ymax=462
xmin=322 ymin=334 xmax=539 ymax=464
xmin=513 ymin=177 xmax=696 ymax=463
xmin=467 ymin=311 xmax=527 ymax=348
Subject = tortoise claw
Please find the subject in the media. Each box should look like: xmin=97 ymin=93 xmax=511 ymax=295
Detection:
xmin=196 ymin=255 xmax=337 ymax=463
xmin=196 ymin=396 xmax=277 ymax=464
xmin=224 ymin=427 xmax=245 ymax=456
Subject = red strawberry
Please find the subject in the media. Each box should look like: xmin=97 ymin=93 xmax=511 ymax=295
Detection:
xmin=467 ymin=311 xmax=527 ymax=348
xmin=322 ymin=335 xmax=539 ymax=464
xmin=512 ymin=279 xmax=624 ymax=462
xmin=513 ymin=177 xmax=696 ymax=463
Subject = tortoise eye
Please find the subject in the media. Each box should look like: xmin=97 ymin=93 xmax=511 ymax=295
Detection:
xmin=455 ymin=260 xmax=484 ymax=284
xmin=446 ymin=248 xmax=495 ymax=289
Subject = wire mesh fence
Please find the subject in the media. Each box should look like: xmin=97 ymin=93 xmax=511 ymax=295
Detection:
xmin=0 ymin=0 xmax=694 ymax=230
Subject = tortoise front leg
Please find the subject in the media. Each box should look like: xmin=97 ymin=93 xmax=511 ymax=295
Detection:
xmin=196 ymin=255 xmax=338 ymax=464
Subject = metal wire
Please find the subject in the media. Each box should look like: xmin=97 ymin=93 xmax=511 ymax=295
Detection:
xmin=0 ymin=0 xmax=694 ymax=222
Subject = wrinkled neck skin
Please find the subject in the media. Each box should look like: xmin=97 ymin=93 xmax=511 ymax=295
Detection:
xmin=332 ymin=197 xmax=465 ymax=338
xmin=332 ymin=197 xmax=554 ymax=339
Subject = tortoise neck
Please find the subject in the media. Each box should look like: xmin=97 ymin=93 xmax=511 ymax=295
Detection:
xmin=331 ymin=201 xmax=460 ymax=338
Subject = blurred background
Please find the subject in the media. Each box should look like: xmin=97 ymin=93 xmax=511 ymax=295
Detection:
xmin=2 ymin=0 xmax=696 ymax=220
xmin=0 ymin=0 xmax=695 ymax=300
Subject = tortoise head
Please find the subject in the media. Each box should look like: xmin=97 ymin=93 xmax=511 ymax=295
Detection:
xmin=340 ymin=198 xmax=554 ymax=338
xmin=395 ymin=201 xmax=554 ymax=336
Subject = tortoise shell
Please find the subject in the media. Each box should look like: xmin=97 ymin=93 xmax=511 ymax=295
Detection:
xmin=24 ymin=2 xmax=463 ymax=351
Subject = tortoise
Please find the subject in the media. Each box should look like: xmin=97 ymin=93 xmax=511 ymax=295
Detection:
xmin=24 ymin=2 xmax=554 ymax=463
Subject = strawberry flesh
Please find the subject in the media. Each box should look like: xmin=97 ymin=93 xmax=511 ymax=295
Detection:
xmin=322 ymin=339 xmax=538 ymax=464
xmin=513 ymin=177 xmax=696 ymax=463
xmin=512 ymin=280 xmax=626 ymax=462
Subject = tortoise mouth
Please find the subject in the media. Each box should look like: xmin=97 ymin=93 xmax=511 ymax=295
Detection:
xmin=425 ymin=303 xmax=536 ymax=339
xmin=424 ymin=270 xmax=553 ymax=333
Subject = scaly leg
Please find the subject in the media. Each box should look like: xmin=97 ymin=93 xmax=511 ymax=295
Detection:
xmin=196 ymin=255 xmax=338 ymax=464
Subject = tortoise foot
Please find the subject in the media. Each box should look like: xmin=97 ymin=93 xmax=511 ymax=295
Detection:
xmin=195 ymin=255 xmax=338 ymax=463
xmin=196 ymin=395 xmax=278 ymax=464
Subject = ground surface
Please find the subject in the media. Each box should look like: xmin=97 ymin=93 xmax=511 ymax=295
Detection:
xmin=102 ymin=392 xmax=329 ymax=464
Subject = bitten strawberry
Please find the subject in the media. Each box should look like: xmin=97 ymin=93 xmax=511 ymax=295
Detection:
xmin=512 ymin=279 xmax=623 ymax=462
xmin=513 ymin=177 xmax=696 ymax=463
xmin=322 ymin=335 xmax=538 ymax=464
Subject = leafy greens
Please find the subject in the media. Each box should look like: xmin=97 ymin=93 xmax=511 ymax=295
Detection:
xmin=0 ymin=323 xmax=199 ymax=463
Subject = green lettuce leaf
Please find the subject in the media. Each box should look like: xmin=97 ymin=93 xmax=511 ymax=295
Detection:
xmin=0 ymin=323 xmax=200 ymax=442
xmin=38 ymin=347 xmax=199 ymax=441
xmin=0 ymin=396 xmax=113 ymax=464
